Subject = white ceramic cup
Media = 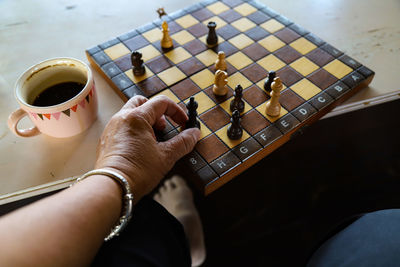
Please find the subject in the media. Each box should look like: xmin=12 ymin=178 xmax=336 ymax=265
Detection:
xmin=8 ymin=57 xmax=98 ymax=138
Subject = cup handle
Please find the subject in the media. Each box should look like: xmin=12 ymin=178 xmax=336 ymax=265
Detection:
xmin=7 ymin=108 xmax=40 ymax=137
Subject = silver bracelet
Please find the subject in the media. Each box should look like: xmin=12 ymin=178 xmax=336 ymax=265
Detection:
xmin=70 ymin=169 xmax=134 ymax=241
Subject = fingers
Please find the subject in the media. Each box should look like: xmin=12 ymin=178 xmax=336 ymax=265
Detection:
xmin=138 ymin=96 xmax=188 ymax=127
xmin=122 ymin=95 xmax=148 ymax=110
xmin=160 ymin=127 xmax=201 ymax=163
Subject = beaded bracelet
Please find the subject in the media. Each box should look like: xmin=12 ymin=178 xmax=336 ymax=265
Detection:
xmin=70 ymin=169 xmax=134 ymax=241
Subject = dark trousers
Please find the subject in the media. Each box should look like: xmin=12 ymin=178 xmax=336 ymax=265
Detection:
xmin=92 ymin=197 xmax=191 ymax=267
xmin=308 ymin=209 xmax=400 ymax=267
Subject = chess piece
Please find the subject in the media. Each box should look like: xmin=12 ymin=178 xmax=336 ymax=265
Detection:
xmin=161 ymin=21 xmax=173 ymax=50
xmin=215 ymin=51 xmax=227 ymax=71
xmin=263 ymin=70 xmax=276 ymax=95
xmin=131 ymin=51 xmax=145 ymax=76
xmin=185 ymin=97 xmax=200 ymax=129
xmin=156 ymin=7 xmax=167 ymax=18
xmin=206 ymin=21 xmax=218 ymax=47
xmin=212 ymin=70 xmax=228 ymax=96
xmin=230 ymin=84 xmax=245 ymax=113
xmin=265 ymin=77 xmax=283 ymax=117
xmin=227 ymin=110 xmax=243 ymax=140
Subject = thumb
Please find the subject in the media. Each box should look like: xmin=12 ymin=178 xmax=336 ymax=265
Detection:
xmin=161 ymin=128 xmax=201 ymax=163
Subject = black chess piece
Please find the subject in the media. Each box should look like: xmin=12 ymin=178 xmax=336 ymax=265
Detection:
xmin=230 ymin=84 xmax=245 ymax=113
xmin=131 ymin=51 xmax=145 ymax=76
xmin=185 ymin=97 xmax=200 ymax=129
xmin=264 ymin=70 xmax=276 ymax=94
xmin=206 ymin=21 xmax=218 ymax=47
xmin=227 ymin=110 xmax=242 ymax=140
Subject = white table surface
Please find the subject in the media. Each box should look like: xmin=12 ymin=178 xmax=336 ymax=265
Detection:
xmin=1 ymin=0 xmax=399 ymax=199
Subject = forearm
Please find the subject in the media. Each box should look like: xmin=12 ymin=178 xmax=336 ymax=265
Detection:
xmin=0 ymin=175 xmax=122 ymax=267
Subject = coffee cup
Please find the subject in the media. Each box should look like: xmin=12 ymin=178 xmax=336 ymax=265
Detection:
xmin=8 ymin=57 xmax=98 ymax=138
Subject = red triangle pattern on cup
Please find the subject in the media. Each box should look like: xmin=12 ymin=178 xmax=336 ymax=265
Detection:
xmin=33 ymin=88 xmax=93 ymax=120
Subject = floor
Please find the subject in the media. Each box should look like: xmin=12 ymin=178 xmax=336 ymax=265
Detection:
xmin=1 ymin=100 xmax=399 ymax=266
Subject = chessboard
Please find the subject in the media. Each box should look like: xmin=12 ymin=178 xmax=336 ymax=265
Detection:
xmin=86 ymin=0 xmax=374 ymax=195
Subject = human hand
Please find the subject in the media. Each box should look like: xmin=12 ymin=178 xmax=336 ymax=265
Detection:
xmin=95 ymin=95 xmax=201 ymax=202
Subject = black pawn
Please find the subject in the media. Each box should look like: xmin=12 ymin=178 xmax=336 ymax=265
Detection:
xmin=131 ymin=51 xmax=145 ymax=76
xmin=230 ymin=84 xmax=245 ymax=113
xmin=227 ymin=110 xmax=242 ymax=140
xmin=185 ymin=97 xmax=200 ymax=129
xmin=264 ymin=70 xmax=276 ymax=94
xmin=206 ymin=21 xmax=218 ymax=47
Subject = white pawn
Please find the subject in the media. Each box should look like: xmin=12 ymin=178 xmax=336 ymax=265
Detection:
xmin=215 ymin=51 xmax=227 ymax=71
xmin=161 ymin=21 xmax=173 ymax=49
xmin=212 ymin=70 xmax=228 ymax=96
xmin=265 ymin=77 xmax=282 ymax=117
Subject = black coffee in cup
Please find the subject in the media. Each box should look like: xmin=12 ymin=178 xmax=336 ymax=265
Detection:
xmin=32 ymin=82 xmax=85 ymax=107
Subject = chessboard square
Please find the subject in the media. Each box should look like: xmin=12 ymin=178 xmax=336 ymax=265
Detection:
xmin=226 ymin=51 xmax=253 ymax=70
xmin=220 ymin=97 xmax=252 ymax=115
xmin=291 ymin=78 xmax=321 ymax=100
xmin=164 ymin=46 xmax=192 ymax=64
xmin=280 ymin=89 xmax=305 ymax=111
xmin=290 ymin=57 xmax=319 ymax=76
xmin=199 ymin=121 xmax=212 ymax=139
xmin=177 ymin=57 xmax=206 ymax=76
xmin=114 ymin=54 xmax=132 ymax=72
xmin=196 ymin=134 xmax=229 ymax=163
xmin=241 ymin=63 xmax=269 ymax=83
xmin=146 ymin=55 xmax=174 ymax=73
xmin=192 ymin=91 xmax=216 ymax=114
xmin=323 ymin=59 xmax=353 ymax=79
xmin=256 ymin=54 xmax=286 ymax=72
xmin=258 ymin=35 xmax=285 ymax=52
xmin=125 ymin=66 xmax=154 ymax=83
xmin=192 ymin=7 xmax=214 ymax=21
xmin=242 ymin=43 xmax=270 ymax=61
xmin=213 ymin=41 xmax=238 ymax=57
xmin=152 ymin=88 xmax=180 ymax=103
xmin=199 ymin=106 xmax=231 ymax=132
xmin=136 ymin=75 xmax=167 ymax=97
xmin=260 ymin=19 xmax=285 ymax=33
xmin=175 ymin=14 xmax=200 ymax=28
xmin=170 ymin=78 xmax=201 ymax=100
xmin=196 ymin=49 xmax=218 ymax=66
xmin=275 ymin=28 xmax=301 ymax=44
xmin=217 ymin=24 xmax=241 ymax=40
xmin=187 ymin=23 xmax=208 ymax=38
xmin=247 ymin=10 xmax=271 ymax=24
xmin=202 ymin=16 xmax=227 ymax=28
xmin=142 ymin=28 xmax=161 ymax=43
xmin=307 ymin=68 xmax=338 ymax=89
xmin=137 ymin=44 xmax=161 ymax=61
xmin=182 ymin=39 xmax=208 ymax=55
xmin=199 ymin=34 xmax=225 ymax=46
xmin=157 ymin=66 xmax=186 ymax=86
xmin=228 ymin=33 xmax=254 ymax=50
xmin=256 ymin=104 xmax=288 ymax=122
xmin=191 ymin=69 xmax=215 ymax=89
xmin=124 ymin=35 xmax=150 ymax=51
xmin=290 ymin=37 xmax=317 ymax=55
xmin=219 ymin=9 xmax=242 ymax=23
xmin=274 ymin=45 xmax=302 ymax=64
xmin=171 ymin=30 xmax=196 ymax=45
xmin=216 ymin=124 xmax=250 ymax=149
xmin=241 ymin=109 xmax=270 ymax=135
xmin=305 ymin=48 xmax=334 ymax=67
xmin=227 ymin=72 xmax=252 ymax=90
xmin=207 ymin=1 xmax=230 ymax=15
xmin=276 ymin=66 xmax=303 ymax=87
xmin=231 ymin=17 xmax=257 ymax=32
xmin=104 ymin=43 xmax=130 ymax=60
xmin=233 ymin=2 xmax=257 ymax=16
xmin=245 ymin=26 xmax=270 ymax=42
xmin=243 ymin=85 xmax=269 ymax=107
